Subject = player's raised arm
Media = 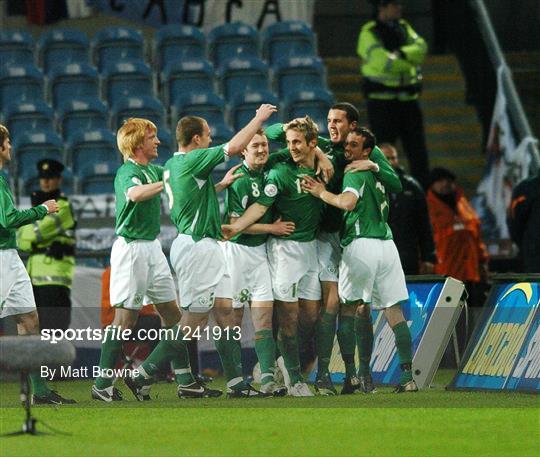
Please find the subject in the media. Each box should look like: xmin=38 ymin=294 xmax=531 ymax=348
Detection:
xmin=227 ymin=104 xmax=277 ymax=156
xmin=301 ymin=176 xmax=358 ymax=212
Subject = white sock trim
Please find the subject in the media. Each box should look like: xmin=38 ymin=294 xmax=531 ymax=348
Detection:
xmin=174 ymin=368 xmax=192 ymax=375
xmin=227 ymin=377 xmax=244 ymax=388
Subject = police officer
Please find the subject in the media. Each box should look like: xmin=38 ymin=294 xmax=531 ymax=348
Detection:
xmin=18 ymin=159 xmax=76 ymax=331
xmin=357 ymin=0 xmax=430 ymax=189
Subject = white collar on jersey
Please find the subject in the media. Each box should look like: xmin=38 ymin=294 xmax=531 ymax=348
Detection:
xmin=174 ymin=151 xmax=186 ymax=156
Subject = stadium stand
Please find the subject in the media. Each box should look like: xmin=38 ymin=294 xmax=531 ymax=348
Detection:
xmin=79 ymin=160 xmax=117 ymax=194
xmin=48 ymin=62 xmax=99 ymax=108
xmin=229 ymin=90 xmax=280 ymax=131
xmin=208 ymin=22 xmax=259 ymax=69
xmin=154 ymin=24 xmax=206 ymax=71
xmin=273 ymin=56 xmax=326 ymax=98
xmin=219 ymin=56 xmax=270 ymax=102
xmin=171 ymin=92 xmax=227 ymax=131
xmin=66 ymin=128 xmax=117 ymax=174
xmin=283 ymin=88 xmax=335 ymax=135
xmin=11 ymin=129 xmax=64 ymax=180
xmin=92 ymin=26 xmax=145 ymax=71
xmin=102 ymin=60 xmax=154 ymax=104
xmin=37 ymin=29 xmax=89 ymax=74
xmin=2 ymin=100 xmax=54 ymax=140
xmin=110 ymin=95 xmax=166 ymax=131
xmin=0 ymin=64 xmax=44 ymax=107
xmin=0 ymin=30 xmax=35 ymax=69
xmin=160 ymin=59 xmax=215 ymax=106
xmin=57 ymin=96 xmax=109 ymax=139
xmin=262 ymin=20 xmax=316 ymax=65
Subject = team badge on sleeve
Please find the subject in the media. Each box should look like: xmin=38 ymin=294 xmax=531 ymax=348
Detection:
xmin=131 ymin=177 xmax=142 ymax=186
xmin=264 ymin=184 xmax=278 ymax=197
xmin=241 ymin=195 xmax=249 ymax=208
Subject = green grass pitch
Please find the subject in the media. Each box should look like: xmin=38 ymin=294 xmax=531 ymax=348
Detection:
xmin=1 ymin=370 xmax=538 ymax=456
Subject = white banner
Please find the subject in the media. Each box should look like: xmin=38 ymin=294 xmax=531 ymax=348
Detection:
xmin=475 ymin=66 xmax=538 ymax=240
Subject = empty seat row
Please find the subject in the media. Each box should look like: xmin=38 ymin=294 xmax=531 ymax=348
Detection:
xmin=0 ymin=21 xmax=316 ymax=73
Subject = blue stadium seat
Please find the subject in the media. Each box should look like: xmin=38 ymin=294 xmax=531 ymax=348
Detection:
xmin=171 ymin=92 xmax=226 ymax=130
xmin=0 ymin=30 xmax=34 ymax=69
xmin=229 ymin=90 xmax=279 ymax=131
xmin=80 ymin=160 xmax=117 ymax=194
xmin=208 ymin=22 xmax=259 ymax=69
xmin=12 ymin=130 xmax=64 ymax=180
xmin=102 ymin=61 xmax=153 ymax=104
xmin=66 ymin=128 xmax=117 ymax=174
xmin=153 ymin=128 xmax=174 ymax=166
xmin=38 ymin=29 xmax=89 ymax=74
xmin=22 ymin=167 xmax=74 ymax=197
xmin=111 ymin=96 xmax=166 ymax=131
xmin=154 ymin=25 xmax=206 ymax=70
xmin=92 ymin=26 xmax=144 ymax=71
xmin=210 ymin=123 xmax=234 ymax=148
xmin=273 ymin=56 xmax=326 ymax=98
xmin=57 ymin=96 xmax=108 ymax=139
xmin=2 ymin=100 xmax=54 ymax=140
xmin=283 ymin=89 xmax=335 ymax=136
xmin=262 ymin=21 xmax=316 ymax=65
xmin=219 ymin=57 xmax=269 ymax=102
xmin=0 ymin=64 xmax=44 ymax=107
xmin=161 ymin=59 xmax=214 ymax=106
xmin=48 ymin=62 xmax=99 ymax=108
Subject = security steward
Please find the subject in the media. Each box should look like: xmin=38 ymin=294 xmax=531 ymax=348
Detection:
xmin=18 ymin=159 xmax=76 ymax=331
xmin=357 ymin=0 xmax=430 ymax=189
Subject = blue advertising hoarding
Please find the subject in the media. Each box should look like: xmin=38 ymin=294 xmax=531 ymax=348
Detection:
xmin=450 ymin=278 xmax=540 ymax=392
xmin=325 ymin=277 xmax=464 ymax=388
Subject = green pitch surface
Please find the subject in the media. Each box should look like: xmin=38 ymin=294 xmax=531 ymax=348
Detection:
xmin=1 ymin=371 xmax=538 ymax=457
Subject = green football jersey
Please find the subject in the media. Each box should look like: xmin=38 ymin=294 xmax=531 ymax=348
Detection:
xmin=225 ymin=161 xmax=273 ymax=247
xmin=265 ymin=123 xmax=345 ymax=234
xmin=164 ymin=144 xmax=227 ymax=241
xmin=114 ymin=159 xmax=163 ymax=242
xmin=0 ymin=175 xmax=47 ymax=250
xmin=257 ymin=159 xmax=323 ymax=242
xmin=340 ymin=170 xmax=393 ymax=246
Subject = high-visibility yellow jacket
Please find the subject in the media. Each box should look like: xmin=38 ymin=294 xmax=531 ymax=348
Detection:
xmin=18 ymin=196 xmax=76 ymax=288
xmin=357 ymin=19 xmax=427 ymax=101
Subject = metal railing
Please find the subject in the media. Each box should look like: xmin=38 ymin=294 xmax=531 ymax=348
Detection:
xmin=470 ymin=0 xmax=540 ymax=175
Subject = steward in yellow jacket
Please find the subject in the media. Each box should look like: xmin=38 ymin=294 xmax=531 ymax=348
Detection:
xmin=18 ymin=159 xmax=76 ymax=330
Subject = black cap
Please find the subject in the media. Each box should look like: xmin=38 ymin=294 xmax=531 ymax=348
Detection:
xmin=370 ymin=0 xmax=402 ymax=6
xmin=430 ymin=167 xmax=456 ymax=186
xmin=37 ymin=159 xmax=64 ymax=178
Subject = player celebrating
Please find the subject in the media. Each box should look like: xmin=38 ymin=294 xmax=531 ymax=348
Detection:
xmin=92 ymin=118 xmax=203 ymax=402
xmin=0 ymin=124 xmax=75 ymax=405
xmin=164 ymin=105 xmax=277 ymax=398
xmin=302 ymin=126 xmax=418 ymax=393
xmin=223 ymin=129 xmax=295 ymax=396
xmin=223 ymin=116 xmax=324 ymax=397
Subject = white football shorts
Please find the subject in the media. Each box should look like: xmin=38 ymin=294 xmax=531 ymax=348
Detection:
xmin=267 ymin=238 xmax=321 ymax=302
xmin=223 ymin=241 xmax=273 ymax=309
xmin=170 ymin=234 xmax=226 ymax=313
xmin=339 ymin=238 xmax=408 ymax=308
xmin=0 ymin=249 xmax=36 ymax=318
xmin=109 ymin=237 xmax=176 ymax=310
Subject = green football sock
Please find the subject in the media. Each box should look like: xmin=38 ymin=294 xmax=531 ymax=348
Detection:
xmin=355 ymin=314 xmax=374 ymax=376
xmin=277 ymin=330 xmax=302 ymax=385
xmin=135 ymin=324 xmax=190 ymax=385
xmin=392 ymin=321 xmax=413 ymax=384
xmin=215 ymin=335 xmax=243 ymax=383
xmin=95 ymin=326 xmax=123 ymax=389
xmin=29 ymin=373 xmax=50 ymax=397
xmin=254 ymin=329 xmax=276 ymax=385
xmin=315 ymin=311 xmax=337 ymax=377
xmin=298 ymin=322 xmax=315 ymax=359
xmin=171 ymin=339 xmax=195 ymax=385
xmin=337 ymin=315 xmax=356 ymax=378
